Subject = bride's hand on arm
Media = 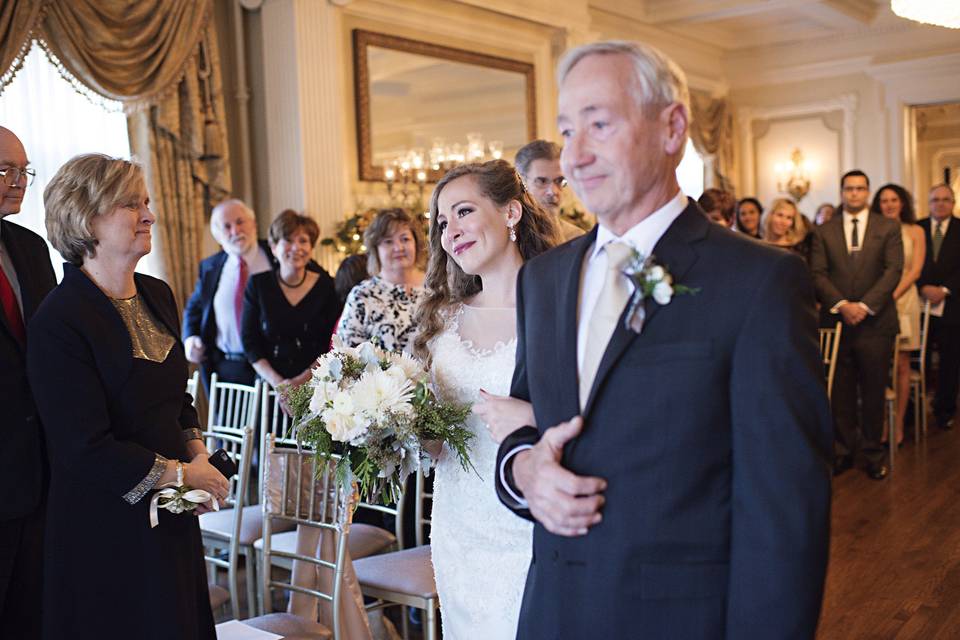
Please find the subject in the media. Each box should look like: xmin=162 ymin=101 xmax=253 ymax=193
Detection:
xmin=473 ymin=390 xmax=536 ymax=444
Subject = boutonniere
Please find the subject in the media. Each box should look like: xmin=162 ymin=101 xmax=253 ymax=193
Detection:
xmin=622 ymin=249 xmax=699 ymax=333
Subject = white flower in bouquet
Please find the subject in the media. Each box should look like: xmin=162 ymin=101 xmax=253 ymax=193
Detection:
xmin=389 ymin=351 xmax=427 ymax=382
xmin=356 ymin=341 xmax=383 ymax=371
xmin=322 ymin=392 xmax=368 ymax=443
xmin=309 ymin=380 xmax=339 ymax=414
xmin=652 ymin=281 xmax=674 ymax=305
xmin=351 ymin=369 xmax=414 ymax=417
xmin=648 ymin=265 xmax=665 ymax=281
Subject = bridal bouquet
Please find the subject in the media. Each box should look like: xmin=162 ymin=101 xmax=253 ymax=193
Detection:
xmin=283 ymin=338 xmax=473 ymax=504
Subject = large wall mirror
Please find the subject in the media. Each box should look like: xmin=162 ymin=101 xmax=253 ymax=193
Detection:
xmin=353 ymin=29 xmax=536 ymax=182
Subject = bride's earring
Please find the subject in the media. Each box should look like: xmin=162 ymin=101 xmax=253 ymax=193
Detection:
xmin=508 ymin=223 xmax=517 ymax=243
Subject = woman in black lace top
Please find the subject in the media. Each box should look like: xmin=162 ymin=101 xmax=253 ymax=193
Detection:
xmin=242 ymin=210 xmax=339 ymax=389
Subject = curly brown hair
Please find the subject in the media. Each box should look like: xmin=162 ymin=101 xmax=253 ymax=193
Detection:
xmin=412 ymin=159 xmax=560 ymax=363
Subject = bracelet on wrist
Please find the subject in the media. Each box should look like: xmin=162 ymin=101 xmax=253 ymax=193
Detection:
xmin=176 ymin=461 xmax=184 ymax=487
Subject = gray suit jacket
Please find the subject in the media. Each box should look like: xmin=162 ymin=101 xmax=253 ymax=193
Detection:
xmin=809 ymin=212 xmax=903 ymax=334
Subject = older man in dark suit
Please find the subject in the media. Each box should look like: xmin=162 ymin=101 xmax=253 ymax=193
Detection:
xmin=496 ymin=41 xmax=832 ymax=639
xmin=0 ymin=127 xmax=57 ymax=637
xmin=182 ymin=199 xmax=275 ymax=390
xmin=810 ymin=170 xmax=903 ymax=480
xmin=918 ymin=184 xmax=960 ymax=430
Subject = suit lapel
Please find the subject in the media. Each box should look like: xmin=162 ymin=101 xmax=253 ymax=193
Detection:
xmin=562 ymin=229 xmax=596 ymax=415
xmin=582 ymin=204 xmax=707 ymax=417
xmin=0 ymin=222 xmax=29 ymax=350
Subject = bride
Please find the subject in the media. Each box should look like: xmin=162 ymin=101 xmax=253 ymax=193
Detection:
xmin=413 ymin=159 xmax=559 ymax=639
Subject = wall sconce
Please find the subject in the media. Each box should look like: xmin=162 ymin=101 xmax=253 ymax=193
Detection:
xmin=774 ymin=148 xmax=814 ymax=203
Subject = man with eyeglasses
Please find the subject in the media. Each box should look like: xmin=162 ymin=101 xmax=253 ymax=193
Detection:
xmin=0 ymin=126 xmax=56 ymax=637
xmin=918 ymin=184 xmax=960 ymax=430
xmin=810 ymin=169 xmax=903 ymax=480
xmin=515 ymin=139 xmax=586 ymax=242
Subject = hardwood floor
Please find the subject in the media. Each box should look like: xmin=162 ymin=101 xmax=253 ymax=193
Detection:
xmin=818 ymin=426 xmax=960 ymax=639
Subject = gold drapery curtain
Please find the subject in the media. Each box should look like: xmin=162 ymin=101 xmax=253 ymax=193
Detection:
xmin=690 ymin=92 xmax=737 ymax=194
xmin=0 ymin=0 xmax=230 ymax=306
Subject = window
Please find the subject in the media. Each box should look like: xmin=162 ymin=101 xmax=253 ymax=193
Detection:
xmin=0 ymin=44 xmax=130 ymax=279
xmin=676 ymin=138 xmax=705 ymax=199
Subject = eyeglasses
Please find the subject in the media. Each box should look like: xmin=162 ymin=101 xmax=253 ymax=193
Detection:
xmin=532 ymin=176 xmax=568 ymax=189
xmin=0 ymin=166 xmax=36 ymax=188
xmin=930 ymin=197 xmax=956 ymax=205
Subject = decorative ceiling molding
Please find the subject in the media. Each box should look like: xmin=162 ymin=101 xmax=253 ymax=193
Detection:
xmin=727 ymin=55 xmax=873 ymax=89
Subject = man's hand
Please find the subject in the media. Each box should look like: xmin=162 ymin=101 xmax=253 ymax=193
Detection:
xmin=512 ymin=416 xmax=606 ymax=536
xmin=921 ymin=285 xmax=947 ymax=305
xmin=184 ymin=336 xmax=206 ymax=364
xmin=838 ymin=302 xmax=868 ymax=326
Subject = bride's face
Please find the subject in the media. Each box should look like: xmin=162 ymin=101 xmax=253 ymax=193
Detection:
xmin=436 ymin=175 xmax=517 ymax=276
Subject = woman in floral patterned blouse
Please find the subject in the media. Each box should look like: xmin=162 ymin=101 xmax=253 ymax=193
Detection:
xmin=336 ymin=208 xmax=426 ymax=353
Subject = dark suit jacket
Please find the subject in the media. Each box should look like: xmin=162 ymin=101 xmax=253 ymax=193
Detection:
xmin=0 ymin=220 xmax=56 ymax=521
xmin=496 ymin=203 xmax=833 ymax=639
xmin=809 ymin=212 xmax=903 ymax=334
xmin=917 ymin=216 xmax=960 ymax=325
xmin=181 ymin=239 xmax=276 ymax=353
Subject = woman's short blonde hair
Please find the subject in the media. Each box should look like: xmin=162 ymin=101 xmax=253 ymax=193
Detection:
xmin=363 ymin=208 xmax=424 ymax=275
xmin=44 ymin=153 xmax=145 ymax=266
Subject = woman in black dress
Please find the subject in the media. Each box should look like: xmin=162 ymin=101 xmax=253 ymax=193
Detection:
xmin=27 ymin=154 xmax=228 ymax=639
xmin=242 ymin=209 xmax=339 ymax=389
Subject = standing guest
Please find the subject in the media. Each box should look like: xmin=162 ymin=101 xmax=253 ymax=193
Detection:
xmin=810 ymin=170 xmax=903 ymax=479
xmin=0 ymin=127 xmax=56 ymax=638
xmin=918 ymin=184 xmax=960 ymax=430
xmin=182 ymin=199 xmax=274 ymax=391
xmin=496 ymin=40 xmax=831 ymax=638
xmin=815 ymin=203 xmax=836 ymax=226
xmin=242 ymin=210 xmax=338 ymax=389
xmin=337 ymin=208 xmax=425 ymax=353
xmin=28 ymin=154 xmax=228 ymax=639
xmin=515 ymin=139 xmax=585 ymax=242
xmin=763 ymin=197 xmax=812 ymax=262
xmin=734 ymin=197 xmax=763 ymax=238
xmin=699 ymin=188 xmax=735 ymax=227
xmin=872 ymin=183 xmax=924 ymax=445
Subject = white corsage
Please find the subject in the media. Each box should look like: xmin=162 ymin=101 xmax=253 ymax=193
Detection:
xmin=622 ymin=249 xmax=699 ymax=334
xmin=149 ymin=483 xmax=215 ymax=528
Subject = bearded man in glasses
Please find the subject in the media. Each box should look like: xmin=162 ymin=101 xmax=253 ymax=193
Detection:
xmin=516 ymin=139 xmax=586 ymax=242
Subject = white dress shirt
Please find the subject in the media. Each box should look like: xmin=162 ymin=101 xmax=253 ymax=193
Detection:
xmin=214 ymin=245 xmax=272 ymax=354
xmin=842 ymin=207 xmax=869 ymax=254
xmin=500 ymin=190 xmax=688 ymax=507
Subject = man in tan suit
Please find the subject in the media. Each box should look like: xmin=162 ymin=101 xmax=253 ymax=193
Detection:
xmin=515 ymin=140 xmax=586 ymax=242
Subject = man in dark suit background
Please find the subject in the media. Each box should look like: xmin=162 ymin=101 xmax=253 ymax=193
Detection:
xmin=495 ymin=41 xmax=832 ymax=638
xmin=810 ymin=170 xmax=903 ymax=480
xmin=918 ymin=184 xmax=960 ymax=430
xmin=182 ymin=199 xmax=275 ymax=390
xmin=0 ymin=126 xmax=57 ymax=636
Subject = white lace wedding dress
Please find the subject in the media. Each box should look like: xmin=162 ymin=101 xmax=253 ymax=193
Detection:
xmin=429 ymin=304 xmax=533 ymax=640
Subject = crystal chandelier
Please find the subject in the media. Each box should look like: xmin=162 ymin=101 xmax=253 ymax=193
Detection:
xmin=891 ymin=1 xmax=960 ymax=29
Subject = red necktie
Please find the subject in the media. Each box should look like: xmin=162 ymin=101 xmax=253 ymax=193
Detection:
xmin=0 ymin=266 xmax=26 ymax=344
xmin=235 ymin=257 xmax=248 ymax=330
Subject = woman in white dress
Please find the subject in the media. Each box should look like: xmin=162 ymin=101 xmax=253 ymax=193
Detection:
xmin=412 ymin=159 xmax=559 ymax=639
xmin=872 ymin=183 xmax=925 ymax=446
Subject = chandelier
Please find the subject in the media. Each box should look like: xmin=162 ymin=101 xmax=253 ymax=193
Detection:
xmin=774 ymin=148 xmax=814 ymax=203
xmin=891 ymin=1 xmax=960 ymax=29
xmin=381 ymin=132 xmax=504 ymax=196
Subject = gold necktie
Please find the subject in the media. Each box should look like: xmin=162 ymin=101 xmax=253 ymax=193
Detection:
xmin=580 ymin=241 xmax=633 ymax=409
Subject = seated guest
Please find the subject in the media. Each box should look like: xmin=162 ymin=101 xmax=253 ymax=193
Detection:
xmin=871 ymin=183 xmax=924 ymax=445
xmin=764 ymin=197 xmax=812 ymax=262
xmin=735 ymin=197 xmax=763 ymax=238
xmin=334 ymin=254 xmax=369 ymax=307
xmin=183 ymin=199 xmax=275 ymax=391
xmin=815 ymin=202 xmax=836 ymax=226
xmin=337 ymin=208 xmax=425 ymax=352
xmin=515 ymin=140 xmax=584 ymax=242
xmin=28 ymin=154 xmax=228 ymax=639
xmin=242 ymin=210 xmax=338 ymax=389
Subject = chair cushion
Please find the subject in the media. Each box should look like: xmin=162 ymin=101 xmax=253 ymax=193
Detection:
xmin=208 ymin=584 xmax=230 ymax=609
xmin=199 ymin=505 xmax=296 ymax=545
xmin=253 ymin=524 xmax=396 ymax=560
xmin=243 ymin=612 xmax=331 ymax=639
xmin=354 ymin=544 xmax=437 ymax=599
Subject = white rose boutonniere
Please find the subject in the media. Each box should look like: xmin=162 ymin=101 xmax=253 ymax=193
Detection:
xmin=622 ymin=249 xmax=699 ymax=333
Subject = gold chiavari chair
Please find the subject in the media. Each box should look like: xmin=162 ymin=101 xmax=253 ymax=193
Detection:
xmin=819 ymin=321 xmax=843 ymax=401
xmin=909 ymin=300 xmax=932 ymax=441
xmin=186 ymin=369 xmax=200 ymax=410
xmin=885 ymin=334 xmax=902 ymax=471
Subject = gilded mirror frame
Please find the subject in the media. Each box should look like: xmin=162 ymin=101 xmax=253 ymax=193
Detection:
xmin=353 ymin=29 xmax=537 ymax=182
